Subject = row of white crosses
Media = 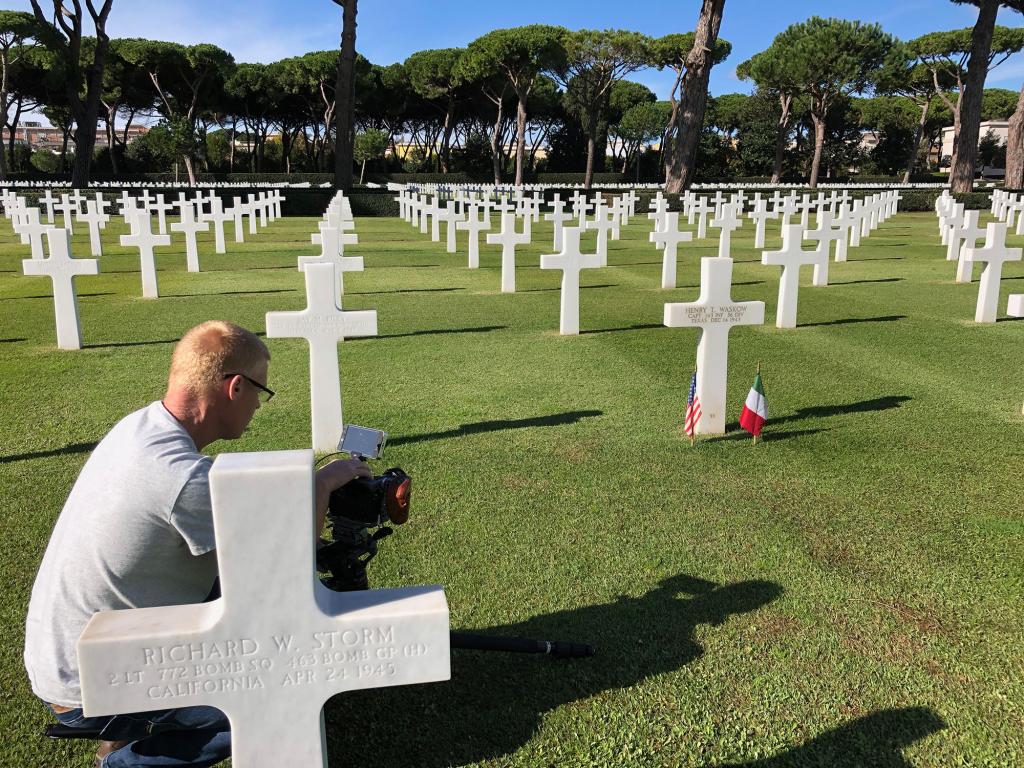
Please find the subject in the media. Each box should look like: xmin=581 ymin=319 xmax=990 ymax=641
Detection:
xmin=935 ymin=191 xmax=1023 ymax=323
xmin=266 ymin=192 xmax=376 ymax=453
xmin=6 ymin=188 xmax=287 ymax=346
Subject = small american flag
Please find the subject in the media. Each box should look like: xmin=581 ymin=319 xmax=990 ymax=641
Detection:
xmin=684 ymin=369 xmax=701 ymax=436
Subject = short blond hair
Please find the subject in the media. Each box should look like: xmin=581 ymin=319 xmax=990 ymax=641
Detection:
xmin=168 ymin=321 xmax=270 ymax=396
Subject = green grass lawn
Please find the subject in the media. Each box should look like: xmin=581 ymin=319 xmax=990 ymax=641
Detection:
xmin=1 ymin=204 xmax=1022 ymax=767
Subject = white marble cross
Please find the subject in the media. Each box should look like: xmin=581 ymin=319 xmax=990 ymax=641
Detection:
xmin=78 ymin=200 xmax=110 ymax=258
xmin=170 ymin=202 xmax=211 ymax=273
xmin=1007 ymin=294 xmax=1024 ymax=317
xmin=962 ymin=222 xmax=1023 ymax=323
xmin=691 ymin=197 xmax=714 ymax=240
xmin=152 ymin=194 xmax=173 ymax=235
xmin=299 ymin=227 xmax=364 ymax=300
xmin=120 ymin=210 xmax=171 ymax=298
xmin=710 ymin=203 xmax=742 ymax=259
xmin=544 ymin=200 xmax=573 ymax=251
xmin=39 ymin=189 xmax=58 ymax=223
xmin=804 ymin=209 xmax=844 ymax=287
xmin=17 ymin=207 xmax=51 ymax=260
xmin=585 ymin=206 xmax=615 ymax=266
xmin=456 ymin=203 xmax=490 ymax=268
xmin=748 ymin=198 xmax=777 ymax=250
xmin=486 ymin=212 xmax=531 ymax=293
xmin=266 ymin=263 xmax=377 ymax=452
xmin=55 ymin=195 xmax=76 ymax=234
xmin=955 ymin=210 xmax=986 ymax=284
xmin=207 ymin=197 xmax=232 ymax=254
xmin=436 ymin=201 xmax=462 ymax=254
xmin=664 ymin=256 xmax=764 ymax=434
xmin=539 ymin=226 xmax=603 ymax=335
xmin=650 ymin=212 xmax=693 ymax=290
xmin=21 ymin=228 xmax=99 ymax=349
xmin=231 ymin=197 xmax=247 ymax=243
xmin=78 ymin=448 xmax=449 ymax=768
xmin=761 ymin=224 xmax=820 ymax=329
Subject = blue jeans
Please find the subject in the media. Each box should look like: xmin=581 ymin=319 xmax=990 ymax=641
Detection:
xmin=50 ymin=704 xmax=230 ymax=767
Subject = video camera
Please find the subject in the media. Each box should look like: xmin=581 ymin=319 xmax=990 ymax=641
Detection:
xmin=316 ymin=425 xmax=411 ymax=591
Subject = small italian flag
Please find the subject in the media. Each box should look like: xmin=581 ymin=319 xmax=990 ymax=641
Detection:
xmin=739 ymin=370 xmax=768 ymax=437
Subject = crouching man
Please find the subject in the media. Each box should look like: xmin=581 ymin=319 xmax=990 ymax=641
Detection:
xmin=24 ymin=320 xmax=369 ymax=767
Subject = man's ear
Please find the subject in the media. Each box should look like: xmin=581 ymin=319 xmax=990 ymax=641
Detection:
xmin=223 ymin=374 xmax=242 ymax=401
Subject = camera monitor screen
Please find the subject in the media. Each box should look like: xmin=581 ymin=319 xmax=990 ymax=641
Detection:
xmin=340 ymin=425 xmax=387 ymax=459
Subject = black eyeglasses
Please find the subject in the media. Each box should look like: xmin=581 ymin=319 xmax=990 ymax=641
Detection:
xmin=223 ymin=372 xmax=275 ymax=403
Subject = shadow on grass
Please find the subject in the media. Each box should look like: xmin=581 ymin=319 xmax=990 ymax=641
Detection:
xmin=710 ymin=427 xmax=830 ymax=443
xmin=520 ymin=284 xmax=618 ymax=293
xmin=853 ymin=256 xmax=904 ymax=261
xmin=0 ymin=292 xmax=115 ymax=301
xmin=161 ymin=289 xmax=296 ymax=298
xmin=829 ymin=278 xmax=904 ymax=286
xmin=0 ymin=337 xmax=27 ymax=343
xmin=801 ymin=315 xmax=906 ymax=328
xmin=347 ymin=287 xmax=465 ymax=296
xmin=723 ymin=396 xmax=911 ymax=434
xmin=714 ymin=707 xmax=945 ymax=767
xmin=84 ymin=338 xmax=179 ymax=349
xmin=352 ymin=325 xmax=507 ymax=342
xmin=581 ymin=323 xmax=663 ymax=335
xmin=325 ymin=573 xmax=783 ymax=768
xmin=390 ymin=409 xmax=602 ymax=446
xmin=365 ymin=263 xmax=441 ymax=269
xmin=0 ymin=440 xmax=97 ymax=465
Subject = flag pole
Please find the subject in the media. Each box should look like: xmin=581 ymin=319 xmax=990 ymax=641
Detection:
xmin=690 ymin=364 xmax=696 ymax=448
xmin=753 ymin=361 xmax=761 ymax=446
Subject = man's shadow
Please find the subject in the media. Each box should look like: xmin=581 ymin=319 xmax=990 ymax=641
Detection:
xmin=715 ymin=707 xmax=945 ymax=767
xmin=323 ymin=574 xmax=783 ymax=767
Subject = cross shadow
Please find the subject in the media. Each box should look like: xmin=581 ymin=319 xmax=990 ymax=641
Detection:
xmin=714 ymin=707 xmax=945 ymax=768
xmin=0 ymin=292 xmax=115 ymax=301
xmin=161 ymin=289 xmax=296 ymax=298
xmin=389 ymin=409 xmax=603 ymax=447
xmin=708 ymin=427 xmax=830 ymax=443
xmin=723 ymin=396 xmax=911 ymax=433
xmin=829 ymin=278 xmax=903 ymax=286
xmin=853 ymin=256 xmax=904 ymax=261
xmin=997 ymin=315 xmax=1024 ymax=322
xmin=801 ymin=315 xmax=906 ymax=328
xmin=225 ymin=265 xmax=293 ymax=271
xmin=351 ymin=325 xmax=506 ymax=342
xmin=84 ymin=338 xmax=179 ymax=349
xmin=519 ymin=283 xmax=618 ymax=293
xmin=0 ymin=440 xmax=97 ymax=465
xmin=347 ymin=287 xmax=465 ymax=296
xmin=870 ymin=243 xmax=908 ymax=247
xmin=324 ymin=573 xmax=784 ymax=768
xmin=581 ymin=323 xmax=663 ymax=335
xmin=0 ymin=337 xmax=27 ymax=343
xmin=365 ymin=263 xmax=440 ymax=269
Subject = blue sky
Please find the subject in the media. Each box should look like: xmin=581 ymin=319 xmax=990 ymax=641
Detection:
xmin=3 ymin=0 xmax=1021 ymax=99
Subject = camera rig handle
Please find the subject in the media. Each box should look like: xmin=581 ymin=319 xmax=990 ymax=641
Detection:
xmin=450 ymin=632 xmax=595 ymax=658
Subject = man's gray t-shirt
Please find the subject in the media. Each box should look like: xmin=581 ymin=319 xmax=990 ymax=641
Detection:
xmin=24 ymin=401 xmax=218 ymax=707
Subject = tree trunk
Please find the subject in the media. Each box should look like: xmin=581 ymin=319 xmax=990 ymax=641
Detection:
xmin=1004 ymin=82 xmax=1024 ymax=190
xmin=490 ymin=94 xmax=504 ymax=185
xmin=584 ymin=123 xmax=596 ymax=190
xmin=7 ymin=97 xmax=23 ymax=173
xmin=514 ymin=91 xmax=528 ymax=186
xmin=665 ymin=0 xmax=727 ymax=193
xmin=903 ymin=98 xmax=931 ymax=185
xmin=771 ymin=94 xmax=792 ymax=184
xmin=951 ymin=0 xmax=999 ymax=194
xmin=359 ymin=157 xmax=366 ymax=184
xmin=808 ymin=111 xmax=826 ymax=189
xmin=440 ymin=100 xmax=454 ymax=174
xmin=229 ymin=121 xmax=236 ymax=172
xmin=333 ymin=0 xmax=358 ymax=190
xmin=183 ymin=154 xmax=197 ymax=186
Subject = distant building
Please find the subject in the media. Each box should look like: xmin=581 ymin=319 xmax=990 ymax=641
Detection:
xmin=939 ymin=120 xmax=1008 ymax=171
xmin=13 ymin=121 xmax=148 ymax=153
